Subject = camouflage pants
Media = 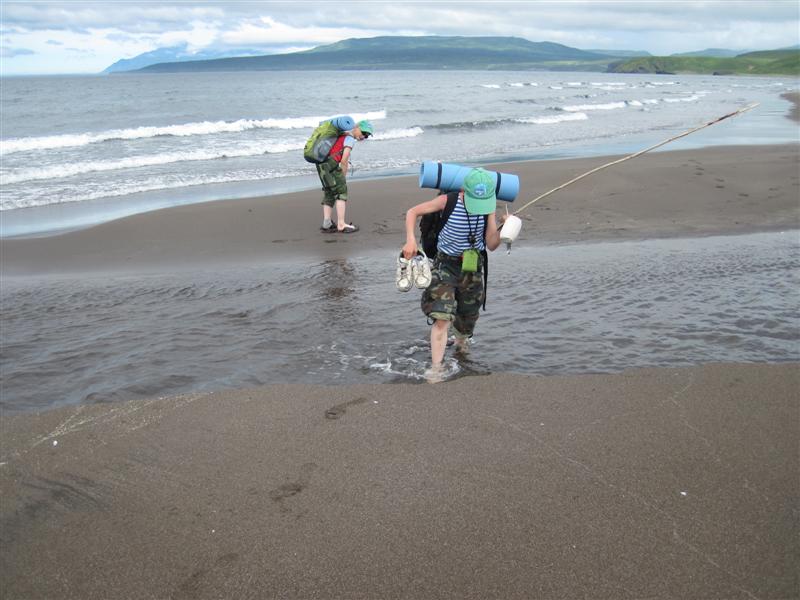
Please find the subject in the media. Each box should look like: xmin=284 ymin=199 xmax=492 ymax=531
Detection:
xmin=316 ymin=158 xmax=348 ymax=206
xmin=421 ymin=254 xmax=484 ymax=337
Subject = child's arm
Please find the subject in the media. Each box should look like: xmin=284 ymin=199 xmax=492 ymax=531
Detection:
xmin=402 ymin=195 xmax=447 ymax=259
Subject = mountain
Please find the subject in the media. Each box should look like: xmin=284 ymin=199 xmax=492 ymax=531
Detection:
xmin=586 ymin=49 xmax=652 ymax=57
xmin=103 ymin=44 xmax=270 ymax=73
xmin=607 ymin=48 xmax=800 ymax=75
xmin=671 ymin=48 xmax=746 ymax=58
xmin=131 ymin=36 xmax=618 ymax=73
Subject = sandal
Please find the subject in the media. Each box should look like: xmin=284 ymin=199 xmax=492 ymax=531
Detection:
xmin=320 ymin=223 xmax=337 ymax=233
xmin=338 ymin=223 xmax=359 ymax=233
xmin=396 ymin=253 xmax=413 ymax=292
xmin=411 ymin=248 xmax=432 ymax=289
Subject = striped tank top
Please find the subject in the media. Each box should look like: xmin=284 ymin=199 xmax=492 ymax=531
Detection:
xmin=437 ymin=196 xmax=486 ymax=256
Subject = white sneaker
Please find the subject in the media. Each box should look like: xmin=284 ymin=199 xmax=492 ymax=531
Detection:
xmin=411 ymin=250 xmax=432 ymax=289
xmin=396 ymin=253 xmax=413 ymax=292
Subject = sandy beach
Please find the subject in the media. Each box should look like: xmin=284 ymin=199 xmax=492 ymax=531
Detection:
xmin=1 ymin=363 xmax=798 ymax=599
xmin=2 ymin=143 xmax=798 ymax=276
xmin=2 ymin=131 xmax=799 ymax=597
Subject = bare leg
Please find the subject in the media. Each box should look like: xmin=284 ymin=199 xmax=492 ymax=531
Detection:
xmin=430 ymin=319 xmax=449 ymax=366
xmin=335 ymin=199 xmax=347 ymax=230
xmin=322 ymin=204 xmax=333 ymax=225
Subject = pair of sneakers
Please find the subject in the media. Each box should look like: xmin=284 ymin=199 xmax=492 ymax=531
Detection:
xmin=396 ymin=249 xmax=432 ymax=291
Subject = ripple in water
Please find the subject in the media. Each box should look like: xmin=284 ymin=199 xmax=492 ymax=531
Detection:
xmin=2 ymin=231 xmax=798 ymax=412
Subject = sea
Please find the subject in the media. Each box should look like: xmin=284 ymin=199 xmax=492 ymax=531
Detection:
xmin=1 ymin=70 xmax=799 ymax=412
xmin=1 ymin=70 xmax=797 ymax=236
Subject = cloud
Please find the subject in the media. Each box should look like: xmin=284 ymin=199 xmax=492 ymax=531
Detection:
xmin=2 ymin=3 xmax=226 ymax=33
xmin=220 ymin=15 xmax=421 ymax=47
xmin=1 ymin=46 xmax=36 ymax=58
xmin=0 ymin=1 xmax=797 ymax=75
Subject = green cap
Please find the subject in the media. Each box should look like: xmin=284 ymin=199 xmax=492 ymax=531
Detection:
xmin=358 ymin=120 xmax=373 ymax=136
xmin=463 ymin=168 xmax=497 ymax=215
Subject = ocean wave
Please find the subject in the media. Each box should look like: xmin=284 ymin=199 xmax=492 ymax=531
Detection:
xmin=0 ymin=110 xmax=387 ymax=155
xmin=371 ymin=127 xmax=423 ymax=140
xmin=426 ymin=119 xmax=503 ymax=131
xmin=1 ymin=127 xmax=417 ymax=185
xmin=559 ymin=101 xmax=629 ymax=112
xmin=0 ymin=169 xmax=307 ymax=211
xmin=1 ymin=154 xmax=423 ymax=210
xmin=516 ymin=112 xmax=589 ymax=125
xmin=662 ymin=95 xmax=701 ymax=103
xmin=1 ymin=143 xmax=297 ymax=184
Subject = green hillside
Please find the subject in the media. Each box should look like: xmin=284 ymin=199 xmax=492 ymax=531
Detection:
xmin=135 ymin=36 xmax=619 ymax=73
xmin=608 ymin=50 xmax=800 ymax=76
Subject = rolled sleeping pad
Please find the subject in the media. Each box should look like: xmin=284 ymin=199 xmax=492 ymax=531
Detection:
xmin=327 ymin=115 xmax=356 ymax=131
xmin=419 ymin=161 xmax=519 ymax=202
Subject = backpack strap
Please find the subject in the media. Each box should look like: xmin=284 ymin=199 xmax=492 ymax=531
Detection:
xmin=481 ymin=249 xmax=488 ymax=311
xmin=328 ymin=134 xmax=348 ymax=163
xmin=435 ymin=191 xmax=460 ymax=236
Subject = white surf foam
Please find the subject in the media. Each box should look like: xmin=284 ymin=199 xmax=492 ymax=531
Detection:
xmin=1 ymin=143 xmax=302 ymax=184
xmin=2 ymin=126 xmax=420 ymax=186
xmin=0 ymin=169 xmax=306 ymax=211
xmin=371 ymin=127 xmax=423 ymax=140
xmin=0 ymin=110 xmax=387 ymax=155
xmin=661 ymin=95 xmax=701 ymax=103
xmin=516 ymin=112 xmax=589 ymax=125
xmin=560 ymin=101 xmax=628 ymax=112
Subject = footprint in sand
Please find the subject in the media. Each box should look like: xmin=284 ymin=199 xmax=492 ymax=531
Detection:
xmin=269 ymin=463 xmax=318 ymax=513
xmin=176 ymin=553 xmax=241 ymax=598
xmin=325 ymin=397 xmax=369 ymax=420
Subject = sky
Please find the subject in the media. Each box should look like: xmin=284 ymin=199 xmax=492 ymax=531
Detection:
xmin=1 ymin=1 xmax=798 ymax=75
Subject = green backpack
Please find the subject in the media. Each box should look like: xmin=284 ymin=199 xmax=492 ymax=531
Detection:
xmin=303 ymin=117 xmax=352 ymax=164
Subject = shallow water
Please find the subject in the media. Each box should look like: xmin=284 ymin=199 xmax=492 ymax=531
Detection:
xmin=2 ymin=231 xmax=798 ymax=413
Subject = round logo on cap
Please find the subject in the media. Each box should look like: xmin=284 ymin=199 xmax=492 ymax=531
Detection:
xmin=472 ymin=183 xmax=489 ymax=198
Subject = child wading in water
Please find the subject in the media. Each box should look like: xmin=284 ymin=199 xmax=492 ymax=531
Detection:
xmin=402 ymin=168 xmax=503 ymax=380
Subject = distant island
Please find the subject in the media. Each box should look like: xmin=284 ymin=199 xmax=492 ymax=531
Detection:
xmin=609 ymin=49 xmax=800 ymax=76
xmin=119 ymin=36 xmax=798 ymax=76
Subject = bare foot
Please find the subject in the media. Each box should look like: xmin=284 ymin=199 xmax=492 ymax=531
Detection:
xmin=424 ymin=364 xmax=446 ymax=384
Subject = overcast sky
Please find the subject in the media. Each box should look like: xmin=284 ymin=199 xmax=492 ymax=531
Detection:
xmin=1 ymin=1 xmax=798 ymax=75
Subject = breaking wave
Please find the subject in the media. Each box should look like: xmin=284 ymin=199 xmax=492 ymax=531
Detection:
xmin=516 ymin=113 xmax=589 ymax=125
xmin=0 ymin=110 xmax=387 ymax=155
xmin=2 ymin=125 xmax=418 ymax=186
xmin=560 ymin=101 xmax=629 ymax=112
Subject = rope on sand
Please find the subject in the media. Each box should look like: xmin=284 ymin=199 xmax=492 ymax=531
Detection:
xmin=511 ymin=102 xmax=760 ymax=217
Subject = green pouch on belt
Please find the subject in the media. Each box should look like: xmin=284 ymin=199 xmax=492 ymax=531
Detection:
xmin=461 ymin=248 xmax=479 ymax=272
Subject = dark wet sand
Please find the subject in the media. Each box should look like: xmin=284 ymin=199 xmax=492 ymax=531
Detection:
xmin=1 ymin=363 xmax=797 ymax=599
xmin=782 ymin=91 xmax=800 ymax=123
xmin=2 ymin=143 xmax=798 ymax=276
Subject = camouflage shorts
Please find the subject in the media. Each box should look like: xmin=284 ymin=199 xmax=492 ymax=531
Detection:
xmin=421 ymin=255 xmax=484 ymax=337
xmin=316 ymin=158 xmax=348 ymax=206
